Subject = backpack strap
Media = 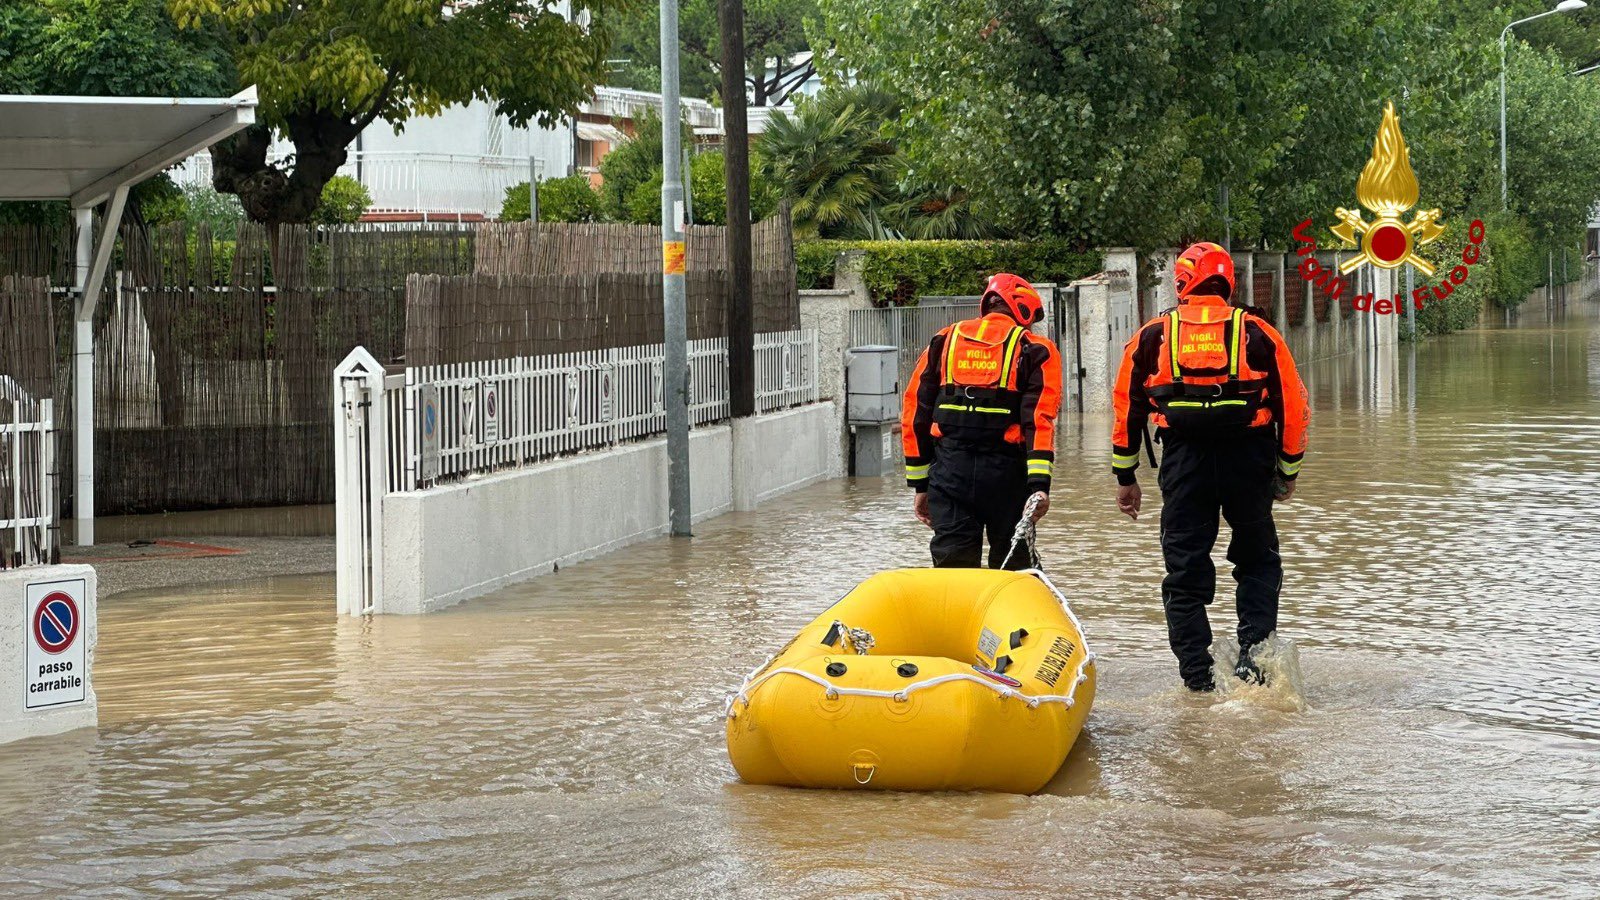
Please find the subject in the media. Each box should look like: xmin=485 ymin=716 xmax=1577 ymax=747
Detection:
xmin=1167 ymin=309 xmax=1183 ymax=383
xmin=1227 ymin=307 xmax=1245 ymax=380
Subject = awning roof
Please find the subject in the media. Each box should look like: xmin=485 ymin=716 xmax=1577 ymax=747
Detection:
xmin=0 ymin=88 xmax=257 ymax=208
xmin=575 ymin=121 xmax=628 ymax=145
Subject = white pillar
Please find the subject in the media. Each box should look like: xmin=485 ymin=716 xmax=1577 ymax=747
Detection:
xmin=72 ymin=209 xmax=94 ymax=547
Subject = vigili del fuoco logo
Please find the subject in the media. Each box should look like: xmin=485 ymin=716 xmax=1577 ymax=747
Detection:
xmin=1292 ymin=101 xmax=1485 ymax=316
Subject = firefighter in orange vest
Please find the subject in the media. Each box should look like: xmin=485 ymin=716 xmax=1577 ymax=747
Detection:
xmin=902 ymin=274 xmax=1062 ymax=569
xmin=1111 ymin=242 xmax=1310 ymax=691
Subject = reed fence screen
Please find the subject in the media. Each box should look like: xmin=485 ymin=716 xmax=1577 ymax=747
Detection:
xmin=0 ymin=214 xmax=799 ymax=515
xmin=406 ymin=213 xmax=798 ymax=364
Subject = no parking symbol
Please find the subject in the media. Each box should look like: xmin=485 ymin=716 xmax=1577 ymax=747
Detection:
xmin=25 ymin=578 xmax=86 ymax=709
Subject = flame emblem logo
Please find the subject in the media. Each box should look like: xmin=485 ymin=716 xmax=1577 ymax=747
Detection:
xmin=1330 ymin=102 xmax=1446 ymax=275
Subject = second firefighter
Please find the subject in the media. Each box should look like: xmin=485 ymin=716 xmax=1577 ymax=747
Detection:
xmin=902 ymin=274 xmax=1063 ymax=569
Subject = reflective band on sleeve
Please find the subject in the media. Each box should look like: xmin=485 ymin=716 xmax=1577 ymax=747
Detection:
xmin=1277 ymin=458 xmax=1302 ymax=476
xmin=906 ymin=464 xmax=930 ymax=480
xmin=1112 ymin=452 xmax=1139 ymax=469
xmin=1027 ymin=460 xmax=1053 ymax=474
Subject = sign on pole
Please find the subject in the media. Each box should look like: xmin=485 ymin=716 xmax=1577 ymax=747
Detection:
xmin=460 ymin=382 xmax=479 ymax=450
xmin=482 ymin=380 xmax=501 ymax=444
xmin=420 ymin=383 xmax=440 ymax=482
xmin=25 ymin=578 xmax=86 ymax=709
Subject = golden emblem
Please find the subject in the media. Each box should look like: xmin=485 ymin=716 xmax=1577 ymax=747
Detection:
xmin=1330 ymin=101 xmax=1445 ymax=275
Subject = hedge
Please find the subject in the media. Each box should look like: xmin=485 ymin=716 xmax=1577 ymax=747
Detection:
xmin=796 ymin=239 xmax=1102 ymax=305
xmin=1413 ymin=234 xmax=1491 ymax=339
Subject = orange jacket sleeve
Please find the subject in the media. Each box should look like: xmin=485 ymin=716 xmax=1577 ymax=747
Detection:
xmin=1111 ymin=320 xmax=1162 ymax=485
xmin=1018 ymin=332 xmax=1062 ymax=492
xmin=1247 ymin=317 xmax=1310 ymax=478
xmin=900 ymin=329 xmax=947 ymax=492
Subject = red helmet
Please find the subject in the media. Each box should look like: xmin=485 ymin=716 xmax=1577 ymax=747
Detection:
xmin=1174 ymin=242 xmax=1235 ymax=302
xmin=983 ymin=273 xmax=1043 ymax=326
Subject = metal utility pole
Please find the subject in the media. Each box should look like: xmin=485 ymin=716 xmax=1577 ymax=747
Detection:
xmin=1406 ymin=264 xmax=1415 ymax=336
xmin=659 ymin=0 xmax=692 ymax=535
xmin=682 ymin=146 xmax=694 ymax=224
xmin=720 ymin=0 xmax=755 ymax=417
xmin=1219 ymin=183 xmax=1231 ymax=249
xmin=528 ymin=156 xmax=541 ymax=223
xmin=1501 ymin=2 xmax=1589 ymax=209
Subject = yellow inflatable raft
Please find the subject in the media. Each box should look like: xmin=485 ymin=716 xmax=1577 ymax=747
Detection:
xmin=725 ymin=567 xmax=1095 ymax=793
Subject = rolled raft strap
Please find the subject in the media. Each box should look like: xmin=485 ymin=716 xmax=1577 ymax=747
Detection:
xmin=821 ymin=619 xmax=876 ymax=655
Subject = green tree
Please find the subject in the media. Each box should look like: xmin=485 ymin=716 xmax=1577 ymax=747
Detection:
xmin=500 ymin=175 xmax=606 ymax=223
xmin=169 ymin=0 xmax=618 ymax=225
xmin=884 ymin=182 xmax=994 ymax=239
xmin=596 ymin=112 xmax=676 ymax=221
xmin=689 ymin=149 xmax=779 ymax=225
xmin=759 ymin=85 xmax=901 ymax=237
xmin=625 ymin=170 xmax=665 ymax=224
xmin=0 ymin=0 xmax=235 ymax=225
xmin=603 ymin=0 xmax=820 ymax=106
xmin=311 ymin=175 xmax=372 ymax=225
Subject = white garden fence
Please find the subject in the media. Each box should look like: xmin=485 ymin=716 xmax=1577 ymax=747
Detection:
xmin=0 ymin=388 xmax=56 ymax=569
xmin=340 ymin=329 xmax=819 ymax=495
xmin=334 ymin=329 xmax=819 ymax=614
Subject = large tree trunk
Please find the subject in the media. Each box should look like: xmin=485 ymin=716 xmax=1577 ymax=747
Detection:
xmin=209 ymin=112 xmax=365 ymax=424
xmin=209 ymin=112 xmax=359 ymax=227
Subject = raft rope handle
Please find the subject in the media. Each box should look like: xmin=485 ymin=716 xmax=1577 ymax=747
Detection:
xmin=998 ymin=492 xmax=1046 ymax=572
xmin=730 ymin=665 xmax=1091 ymax=712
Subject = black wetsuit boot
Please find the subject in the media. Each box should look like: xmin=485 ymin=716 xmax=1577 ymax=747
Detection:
xmin=926 ymin=440 xmax=1034 ymax=570
xmin=1157 ymin=429 xmax=1282 ymax=689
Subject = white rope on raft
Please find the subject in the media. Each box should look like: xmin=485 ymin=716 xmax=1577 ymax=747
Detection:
xmin=723 ymin=564 xmax=1096 ymax=720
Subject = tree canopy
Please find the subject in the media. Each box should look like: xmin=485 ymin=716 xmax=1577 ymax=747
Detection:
xmin=603 ymin=0 xmax=820 ymax=106
xmin=0 ymin=0 xmax=236 ymax=226
xmin=168 ymin=0 xmax=619 ymax=224
xmin=815 ymin=0 xmax=1600 ymax=255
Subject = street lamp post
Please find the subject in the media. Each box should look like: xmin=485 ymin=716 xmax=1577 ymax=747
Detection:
xmin=660 ymin=0 xmax=692 ymax=536
xmin=1502 ymin=0 xmax=1588 ymax=209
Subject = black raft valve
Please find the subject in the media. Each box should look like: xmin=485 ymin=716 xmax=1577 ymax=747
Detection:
xmin=825 ymin=662 xmax=848 ymax=677
xmin=896 ymin=663 xmax=919 ymax=678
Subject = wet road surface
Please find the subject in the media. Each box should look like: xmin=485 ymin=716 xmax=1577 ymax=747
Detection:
xmin=1 ymin=316 xmax=1597 ymax=897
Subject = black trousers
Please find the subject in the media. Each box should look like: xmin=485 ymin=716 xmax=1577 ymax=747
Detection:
xmin=927 ymin=441 xmax=1034 ymax=570
xmin=1157 ymin=428 xmax=1282 ymax=688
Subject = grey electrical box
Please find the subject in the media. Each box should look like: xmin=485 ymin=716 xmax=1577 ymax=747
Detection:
xmin=846 ymin=345 xmax=899 ymax=424
xmin=851 ymin=422 xmax=899 ymax=478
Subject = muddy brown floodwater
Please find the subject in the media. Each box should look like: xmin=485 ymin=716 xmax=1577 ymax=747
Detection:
xmin=2 ymin=314 xmax=1598 ymax=898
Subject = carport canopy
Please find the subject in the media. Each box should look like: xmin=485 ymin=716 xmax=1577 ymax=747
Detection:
xmin=0 ymin=87 xmax=256 ymax=208
xmin=0 ymin=87 xmax=257 ymax=545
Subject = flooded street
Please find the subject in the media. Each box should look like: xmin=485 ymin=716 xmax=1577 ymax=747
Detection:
xmin=2 ymin=315 xmax=1598 ymax=897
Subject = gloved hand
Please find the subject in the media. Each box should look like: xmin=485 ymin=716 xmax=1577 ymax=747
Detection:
xmin=913 ymin=492 xmax=932 ymax=528
xmin=1272 ymin=476 xmax=1296 ymax=502
xmin=1028 ymin=491 xmax=1050 ymax=523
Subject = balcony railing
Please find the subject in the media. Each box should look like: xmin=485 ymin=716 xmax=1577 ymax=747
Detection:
xmin=174 ymin=151 xmax=535 ymax=219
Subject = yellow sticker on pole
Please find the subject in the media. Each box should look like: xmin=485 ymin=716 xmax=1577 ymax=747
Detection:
xmin=663 ymin=240 xmax=686 ymax=275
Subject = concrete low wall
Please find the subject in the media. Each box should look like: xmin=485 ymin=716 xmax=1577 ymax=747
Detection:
xmin=381 ymin=402 xmax=836 ymax=613
xmin=1 ymin=564 xmax=97 ymax=745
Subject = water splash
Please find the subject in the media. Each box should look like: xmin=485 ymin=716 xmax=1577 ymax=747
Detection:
xmin=1211 ymin=633 xmax=1307 ymax=713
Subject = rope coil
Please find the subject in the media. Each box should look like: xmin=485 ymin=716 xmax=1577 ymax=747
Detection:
xmin=998 ymin=492 xmax=1047 ymax=571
